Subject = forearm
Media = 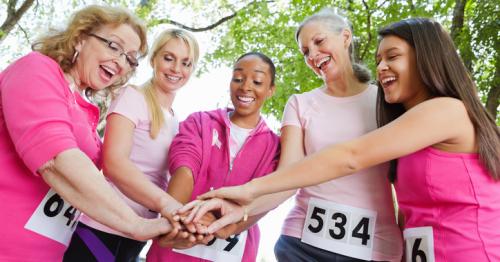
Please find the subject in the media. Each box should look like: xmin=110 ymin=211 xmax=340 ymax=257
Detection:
xmin=233 ymin=212 xmax=266 ymax=234
xmin=167 ymin=166 xmax=194 ymax=204
xmin=105 ymin=159 xmax=182 ymax=214
xmin=40 ymin=149 xmax=145 ymax=237
xmin=249 ymin=144 xmax=356 ymax=198
xmin=247 ymin=190 xmax=295 ymax=216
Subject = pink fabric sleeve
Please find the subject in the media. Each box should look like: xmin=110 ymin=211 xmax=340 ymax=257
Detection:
xmin=168 ymin=112 xmax=203 ymax=180
xmin=281 ymin=94 xmax=301 ymax=128
xmin=1 ymin=53 xmax=78 ymax=174
xmin=107 ymin=86 xmax=146 ymax=126
xmin=262 ymin=145 xmax=280 ymax=176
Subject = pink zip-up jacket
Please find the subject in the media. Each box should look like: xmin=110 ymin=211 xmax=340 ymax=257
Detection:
xmin=147 ymin=108 xmax=280 ymax=262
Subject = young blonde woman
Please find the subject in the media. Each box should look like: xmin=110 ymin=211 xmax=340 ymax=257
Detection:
xmin=64 ymin=28 xmax=201 ymax=262
xmin=147 ymin=52 xmax=280 ymax=262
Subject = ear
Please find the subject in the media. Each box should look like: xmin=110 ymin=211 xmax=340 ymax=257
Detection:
xmin=74 ymin=36 xmax=86 ymax=53
xmin=341 ymin=29 xmax=352 ymax=49
xmin=267 ymin=84 xmax=276 ymax=98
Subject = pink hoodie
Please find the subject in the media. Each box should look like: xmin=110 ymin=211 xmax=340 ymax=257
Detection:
xmin=147 ymin=108 xmax=280 ymax=262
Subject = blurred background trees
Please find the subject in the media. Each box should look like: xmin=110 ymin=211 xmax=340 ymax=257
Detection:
xmin=1 ymin=0 xmax=498 ymax=122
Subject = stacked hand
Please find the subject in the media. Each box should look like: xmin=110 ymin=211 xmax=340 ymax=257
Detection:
xmin=171 ymin=183 xmax=256 ymax=236
xmin=157 ymin=191 xmax=253 ymax=249
xmin=157 ymin=207 xmax=215 ymax=249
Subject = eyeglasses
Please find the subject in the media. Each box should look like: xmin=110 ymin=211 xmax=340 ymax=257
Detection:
xmin=87 ymin=33 xmax=139 ymax=68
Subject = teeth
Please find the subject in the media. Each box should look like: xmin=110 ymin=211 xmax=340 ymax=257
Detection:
xmin=101 ymin=65 xmax=116 ymax=76
xmin=316 ymin=57 xmax=331 ymax=68
xmin=381 ymin=76 xmax=396 ymax=84
xmin=238 ymin=96 xmax=255 ymax=103
xmin=166 ymin=75 xmax=181 ymax=81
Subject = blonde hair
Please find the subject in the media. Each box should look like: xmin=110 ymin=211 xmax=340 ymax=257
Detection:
xmin=32 ymin=5 xmax=148 ymax=97
xmin=142 ymin=28 xmax=199 ymax=139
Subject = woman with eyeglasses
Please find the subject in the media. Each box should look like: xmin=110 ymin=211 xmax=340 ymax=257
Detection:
xmin=0 ymin=5 xmax=173 ymax=261
xmin=64 ymin=28 xmax=205 ymax=262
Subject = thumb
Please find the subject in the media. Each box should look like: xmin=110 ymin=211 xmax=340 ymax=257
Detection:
xmin=206 ymin=214 xmax=241 ymax=234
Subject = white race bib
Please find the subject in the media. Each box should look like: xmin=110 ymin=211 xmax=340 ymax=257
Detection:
xmin=301 ymin=198 xmax=377 ymax=261
xmin=404 ymin=227 xmax=435 ymax=262
xmin=25 ymin=188 xmax=80 ymax=246
xmin=173 ymin=231 xmax=247 ymax=262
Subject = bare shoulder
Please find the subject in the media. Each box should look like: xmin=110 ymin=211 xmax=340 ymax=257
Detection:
xmin=409 ymin=97 xmax=468 ymax=121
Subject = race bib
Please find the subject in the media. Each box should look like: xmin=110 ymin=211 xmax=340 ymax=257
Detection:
xmin=301 ymin=198 xmax=377 ymax=260
xmin=404 ymin=227 xmax=435 ymax=262
xmin=25 ymin=188 xmax=80 ymax=246
xmin=173 ymin=231 xmax=247 ymax=262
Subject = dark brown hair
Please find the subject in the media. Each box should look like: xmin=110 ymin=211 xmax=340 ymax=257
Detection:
xmin=376 ymin=18 xmax=499 ymax=181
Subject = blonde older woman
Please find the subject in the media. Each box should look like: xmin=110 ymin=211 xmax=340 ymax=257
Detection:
xmin=0 ymin=5 xmax=172 ymax=261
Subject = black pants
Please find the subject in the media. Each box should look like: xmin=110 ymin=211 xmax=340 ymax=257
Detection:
xmin=274 ymin=235 xmax=378 ymax=262
xmin=63 ymin=223 xmax=146 ymax=262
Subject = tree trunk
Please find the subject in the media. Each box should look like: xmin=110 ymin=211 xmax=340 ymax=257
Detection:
xmin=0 ymin=0 xmax=35 ymax=44
xmin=450 ymin=0 xmax=472 ymax=71
xmin=485 ymin=61 xmax=499 ymax=120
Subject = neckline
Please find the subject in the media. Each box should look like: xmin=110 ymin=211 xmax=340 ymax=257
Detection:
xmin=315 ymin=84 xmax=374 ymax=102
xmin=424 ymin=146 xmax=479 ymax=159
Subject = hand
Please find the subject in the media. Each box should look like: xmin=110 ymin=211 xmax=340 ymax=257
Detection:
xmin=214 ymin=223 xmax=239 ymax=240
xmin=192 ymin=211 xmax=217 ymax=234
xmin=157 ymin=205 xmax=185 ymax=242
xmin=130 ymin=217 xmax=172 ymax=241
xmin=197 ymin=183 xmax=255 ymax=205
xmin=178 ymin=198 xmax=245 ymax=234
xmin=158 ymin=215 xmax=216 ymax=249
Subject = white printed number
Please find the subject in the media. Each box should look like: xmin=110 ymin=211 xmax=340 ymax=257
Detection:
xmin=205 ymin=234 xmax=241 ymax=251
xmin=307 ymin=206 xmax=372 ymax=246
xmin=404 ymin=227 xmax=435 ymax=262
xmin=173 ymin=230 xmax=247 ymax=262
xmin=407 ymin=237 xmax=428 ymax=262
xmin=43 ymin=192 xmax=79 ymax=229
xmin=301 ymin=198 xmax=376 ymax=261
xmin=25 ymin=189 xmax=81 ymax=246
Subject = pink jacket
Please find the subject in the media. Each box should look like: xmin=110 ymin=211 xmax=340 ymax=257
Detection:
xmin=147 ymin=108 xmax=280 ymax=262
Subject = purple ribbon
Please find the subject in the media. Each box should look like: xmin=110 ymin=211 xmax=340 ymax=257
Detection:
xmin=76 ymin=226 xmax=115 ymax=262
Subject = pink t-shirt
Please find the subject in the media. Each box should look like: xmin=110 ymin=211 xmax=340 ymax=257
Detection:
xmin=0 ymin=52 xmax=101 ymax=261
xmin=80 ymin=86 xmax=179 ymax=237
xmin=396 ymin=147 xmax=500 ymax=261
xmin=281 ymin=86 xmax=402 ymax=261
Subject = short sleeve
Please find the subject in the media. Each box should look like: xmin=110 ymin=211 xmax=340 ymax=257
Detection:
xmin=1 ymin=52 xmax=78 ymax=174
xmin=107 ymin=86 xmax=148 ymax=126
xmin=281 ymin=94 xmax=302 ymax=128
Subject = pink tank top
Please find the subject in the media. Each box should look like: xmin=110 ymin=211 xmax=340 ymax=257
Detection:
xmin=395 ymin=147 xmax=500 ymax=261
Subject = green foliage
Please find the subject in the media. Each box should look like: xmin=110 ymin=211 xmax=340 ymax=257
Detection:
xmin=199 ymin=0 xmax=499 ymax=121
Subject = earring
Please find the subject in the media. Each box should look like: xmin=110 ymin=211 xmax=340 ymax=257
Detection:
xmin=71 ymin=50 xmax=79 ymax=64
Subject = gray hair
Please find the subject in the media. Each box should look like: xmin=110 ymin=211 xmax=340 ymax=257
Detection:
xmin=295 ymin=8 xmax=371 ymax=83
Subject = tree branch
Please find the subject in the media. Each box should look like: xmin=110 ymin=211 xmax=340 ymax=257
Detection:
xmin=376 ymin=0 xmax=389 ymax=10
xmin=17 ymin=23 xmax=30 ymax=43
xmin=0 ymin=0 xmax=35 ymax=44
xmin=148 ymin=1 xmax=271 ymax=32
